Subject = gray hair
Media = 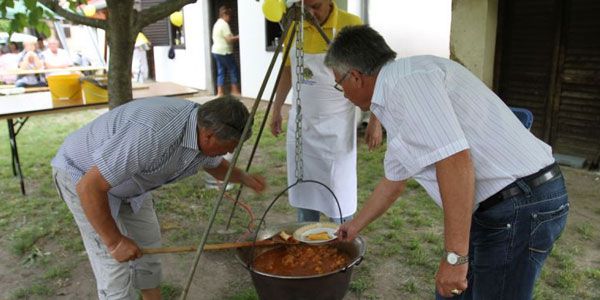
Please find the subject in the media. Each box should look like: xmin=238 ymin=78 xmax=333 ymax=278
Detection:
xmin=197 ymin=96 xmax=252 ymax=142
xmin=324 ymin=25 xmax=396 ymax=75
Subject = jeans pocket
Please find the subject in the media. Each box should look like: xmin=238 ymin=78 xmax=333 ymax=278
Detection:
xmin=472 ymin=211 xmax=513 ymax=247
xmin=529 ymin=202 xmax=569 ymax=265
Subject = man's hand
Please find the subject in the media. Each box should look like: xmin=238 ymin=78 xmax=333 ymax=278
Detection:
xmin=336 ymin=220 xmax=361 ymax=242
xmin=270 ymin=110 xmax=283 ymax=137
xmin=107 ymin=236 xmax=142 ymax=263
xmin=241 ymin=173 xmax=267 ymax=193
xmin=435 ymin=260 xmax=468 ymax=298
xmin=364 ymin=115 xmax=383 ymax=150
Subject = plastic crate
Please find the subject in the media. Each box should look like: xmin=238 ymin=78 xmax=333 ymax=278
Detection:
xmin=47 ymin=74 xmax=83 ymax=106
xmin=82 ymin=76 xmax=108 ymax=104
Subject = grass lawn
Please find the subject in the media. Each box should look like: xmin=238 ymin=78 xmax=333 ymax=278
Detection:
xmin=0 ymin=104 xmax=598 ymax=299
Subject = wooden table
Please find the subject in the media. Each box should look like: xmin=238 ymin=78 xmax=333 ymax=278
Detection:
xmin=0 ymin=81 xmax=198 ymax=195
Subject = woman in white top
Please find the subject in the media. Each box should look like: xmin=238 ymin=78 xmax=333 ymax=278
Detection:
xmin=211 ymin=6 xmax=240 ymax=97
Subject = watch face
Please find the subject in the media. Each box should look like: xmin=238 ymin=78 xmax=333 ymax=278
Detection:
xmin=447 ymin=252 xmax=458 ymax=264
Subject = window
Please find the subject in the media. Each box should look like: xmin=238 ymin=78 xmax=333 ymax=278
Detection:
xmin=265 ymin=20 xmax=282 ymax=52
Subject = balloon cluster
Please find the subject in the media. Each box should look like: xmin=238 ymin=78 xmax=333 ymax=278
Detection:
xmin=262 ymin=0 xmax=287 ymax=22
xmin=170 ymin=11 xmax=184 ymax=27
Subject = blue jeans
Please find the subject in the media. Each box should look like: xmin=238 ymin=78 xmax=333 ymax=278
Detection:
xmin=296 ymin=208 xmax=353 ymax=224
xmin=212 ymin=53 xmax=239 ymax=86
xmin=437 ymin=170 xmax=569 ymax=300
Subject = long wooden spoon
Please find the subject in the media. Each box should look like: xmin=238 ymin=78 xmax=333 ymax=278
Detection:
xmin=143 ymin=233 xmax=298 ymax=254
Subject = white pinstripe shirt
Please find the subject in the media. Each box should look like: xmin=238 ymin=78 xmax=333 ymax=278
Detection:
xmin=371 ymin=56 xmax=554 ymax=208
xmin=52 ymin=98 xmax=222 ymax=217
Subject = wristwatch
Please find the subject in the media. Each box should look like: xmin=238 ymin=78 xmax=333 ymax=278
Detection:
xmin=444 ymin=251 xmax=469 ymax=265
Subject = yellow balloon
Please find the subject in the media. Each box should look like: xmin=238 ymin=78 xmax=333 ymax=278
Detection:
xmin=170 ymin=11 xmax=184 ymax=27
xmin=262 ymin=0 xmax=285 ymax=22
xmin=83 ymin=4 xmax=96 ymax=17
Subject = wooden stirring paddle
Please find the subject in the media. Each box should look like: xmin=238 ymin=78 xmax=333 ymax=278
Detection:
xmin=143 ymin=231 xmax=298 ymax=254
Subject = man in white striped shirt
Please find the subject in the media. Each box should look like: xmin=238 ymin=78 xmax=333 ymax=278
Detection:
xmin=326 ymin=25 xmax=569 ymax=299
xmin=52 ymin=97 xmax=266 ymax=300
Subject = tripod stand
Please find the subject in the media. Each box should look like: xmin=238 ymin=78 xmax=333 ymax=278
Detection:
xmin=180 ymin=3 xmax=332 ymax=298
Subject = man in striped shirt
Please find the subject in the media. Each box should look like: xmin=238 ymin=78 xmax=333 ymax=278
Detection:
xmin=327 ymin=25 xmax=569 ymax=299
xmin=51 ymin=97 xmax=265 ymax=300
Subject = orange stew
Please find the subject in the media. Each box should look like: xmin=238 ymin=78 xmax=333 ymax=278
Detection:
xmin=253 ymin=245 xmax=349 ymax=276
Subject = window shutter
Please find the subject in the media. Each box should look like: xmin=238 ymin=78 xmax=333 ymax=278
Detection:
xmin=140 ymin=0 xmax=170 ymax=46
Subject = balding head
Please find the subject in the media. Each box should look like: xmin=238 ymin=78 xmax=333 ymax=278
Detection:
xmin=47 ymin=38 xmax=60 ymax=53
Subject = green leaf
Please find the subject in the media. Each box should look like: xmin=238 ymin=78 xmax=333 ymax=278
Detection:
xmin=15 ymin=13 xmax=28 ymax=27
xmin=35 ymin=22 xmax=50 ymax=38
xmin=28 ymin=8 xmax=42 ymax=26
xmin=9 ymin=19 xmax=23 ymax=34
xmin=24 ymin=0 xmax=37 ymax=11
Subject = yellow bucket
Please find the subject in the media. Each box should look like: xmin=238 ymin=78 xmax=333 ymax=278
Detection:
xmin=82 ymin=77 xmax=108 ymax=104
xmin=47 ymin=74 xmax=83 ymax=106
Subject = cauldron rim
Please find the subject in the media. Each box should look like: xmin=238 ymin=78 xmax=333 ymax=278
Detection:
xmin=235 ymin=236 xmax=366 ymax=280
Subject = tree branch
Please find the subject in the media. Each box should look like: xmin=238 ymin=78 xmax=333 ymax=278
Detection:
xmin=38 ymin=0 xmax=107 ymax=29
xmin=135 ymin=0 xmax=196 ymax=32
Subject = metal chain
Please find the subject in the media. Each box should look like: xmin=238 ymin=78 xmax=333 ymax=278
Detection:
xmin=293 ymin=2 xmax=305 ymax=181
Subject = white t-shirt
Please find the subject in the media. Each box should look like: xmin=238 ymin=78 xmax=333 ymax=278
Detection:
xmin=211 ymin=18 xmax=233 ymax=55
xmin=42 ymin=48 xmax=72 ymax=75
xmin=0 ymin=53 xmax=20 ymax=83
xmin=371 ymin=55 xmax=554 ymax=208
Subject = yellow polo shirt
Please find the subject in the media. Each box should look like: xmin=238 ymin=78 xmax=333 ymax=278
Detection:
xmin=284 ymin=2 xmax=362 ymax=66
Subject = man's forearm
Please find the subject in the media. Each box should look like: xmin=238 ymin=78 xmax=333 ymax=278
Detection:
xmin=354 ymin=178 xmax=405 ymax=231
xmin=79 ymin=189 xmax=122 ymax=248
xmin=273 ymin=67 xmax=292 ymax=112
xmin=76 ymin=167 xmax=121 ymax=249
xmin=436 ymin=150 xmax=475 ymax=255
xmin=205 ymin=159 xmax=246 ymax=183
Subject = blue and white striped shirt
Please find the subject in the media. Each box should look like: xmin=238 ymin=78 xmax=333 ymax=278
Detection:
xmin=51 ymin=97 xmax=222 ymax=217
xmin=371 ymin=56 xmax=554 ymax=208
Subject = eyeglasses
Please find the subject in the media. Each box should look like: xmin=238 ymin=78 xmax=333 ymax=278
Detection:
xmin=333 ymin=71 xmax=350 ymax=92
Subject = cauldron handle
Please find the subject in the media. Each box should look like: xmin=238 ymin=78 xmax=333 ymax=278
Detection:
xmin=248 ymin=179 xmax=344 ymax=269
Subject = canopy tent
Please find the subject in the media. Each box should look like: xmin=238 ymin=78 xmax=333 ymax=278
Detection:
xmin=0 ymin=32 xmax=37 ymax=43
xmin=0 ymin=1 xmax=105 ymax=67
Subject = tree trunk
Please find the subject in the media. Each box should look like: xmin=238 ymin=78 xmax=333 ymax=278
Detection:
xmin=106 ymin=0 xmax=136 ymax=108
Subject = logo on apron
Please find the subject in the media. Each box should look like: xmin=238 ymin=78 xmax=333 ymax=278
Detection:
xmin=301 ymin=67 xmax=317 ymax=85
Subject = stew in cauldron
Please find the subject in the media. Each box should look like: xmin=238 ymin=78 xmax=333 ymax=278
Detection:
xmin=253 ymin=244 xmax=349 ymax=276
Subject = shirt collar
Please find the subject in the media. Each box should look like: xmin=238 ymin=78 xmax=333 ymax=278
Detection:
xmin=371 ymin=61 xmax=394 ymax=109
xmin=182 ymin=107 xmax=200 ymax=151
xmin=304 ymin=1 xmax=339 ymax=30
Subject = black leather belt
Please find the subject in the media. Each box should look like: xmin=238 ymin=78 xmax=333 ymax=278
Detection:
xmin=477 ymin=163 xmax=561 ymax=212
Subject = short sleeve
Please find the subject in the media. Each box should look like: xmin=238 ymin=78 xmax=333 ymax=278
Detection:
xmin=391 ymin=70 xmax=469 ymax=175
xmin=222 ymin=21 xmax=233 ymax=37
xmin=92 ymin=122 xmax=158 ymax=187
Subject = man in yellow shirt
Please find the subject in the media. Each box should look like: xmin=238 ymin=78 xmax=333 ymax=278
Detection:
xmin=270 ymin=0 xmax=383 ymax=223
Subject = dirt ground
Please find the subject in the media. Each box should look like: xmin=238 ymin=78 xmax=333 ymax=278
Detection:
xmin=1 ymin=166 xmax=598 ymax=300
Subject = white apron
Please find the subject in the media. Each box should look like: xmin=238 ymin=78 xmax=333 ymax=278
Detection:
xmin=286 ymin=50 xmax=357 ymax=219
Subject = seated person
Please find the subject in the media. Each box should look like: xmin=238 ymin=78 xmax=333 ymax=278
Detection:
xmin=42 ymin=38 xmax=73 ymax=76
xmin=0 ymin=46 xmax=20 ymax=84
xmin=14 ymin=41 xmax=46 ymax=88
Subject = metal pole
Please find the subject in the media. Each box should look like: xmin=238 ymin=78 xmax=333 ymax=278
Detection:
xmin=224 ymin=22 xmax=298 ymax=231
xmin=180 ymin=19 xmax=298 ymax=300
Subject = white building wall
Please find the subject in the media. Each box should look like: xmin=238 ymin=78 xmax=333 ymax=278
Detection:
xmin=238 ymin=0 xmax=283 ymax=100
xmin=153 ymin=2 xmax=208 ymax=90
xmin=369 ymin=0 xmax=451 ymax=58
xmin=152 ymin=0 xmax=451 ymax=97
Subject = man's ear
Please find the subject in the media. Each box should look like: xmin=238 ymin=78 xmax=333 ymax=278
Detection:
xmin=350 ymin=69 xmax=363 ymax=88
xmin=198 ymin=127 xmax=214 ymax=145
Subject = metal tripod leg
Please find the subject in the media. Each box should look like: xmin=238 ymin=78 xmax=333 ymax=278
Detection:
xmin=223 ymin=23 xmax=298 ymax=232
xmin=179 ymin=19 xmax=298 ymax=300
